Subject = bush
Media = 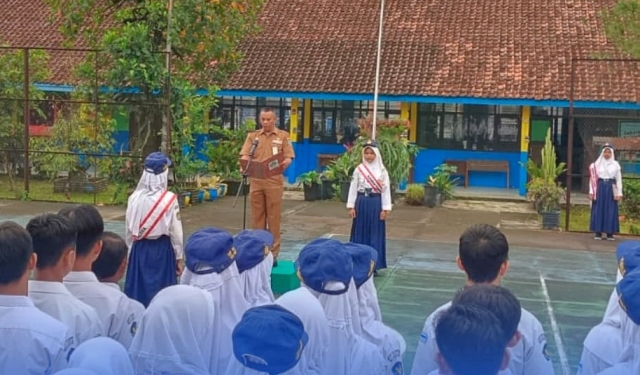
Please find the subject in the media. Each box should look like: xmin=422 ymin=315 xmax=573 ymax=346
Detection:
xmin=622 ymin=179 xmax=640 ymax=220
xmin=405 ymin=184 xmax=425 ymax=206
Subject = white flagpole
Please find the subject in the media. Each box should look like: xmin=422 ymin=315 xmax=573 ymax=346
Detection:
xmin=371 ymin=0 xmax=385 ymax=141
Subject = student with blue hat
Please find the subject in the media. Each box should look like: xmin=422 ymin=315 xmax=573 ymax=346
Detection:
xmin=235 ymin=229 xmax=275 ymax=307
xmin=344 ymin=242 xmax=406 ymax=375
xmin=226 ymin=304 xmax=309 ymax=375
xmin=346 ymin=140 xmax=392 ymax=274
xmin=180 ymin=227 xmax=250 ymax=375
xmin=296 ymin=238 xmax=386 ymax=375
xmin=124 ymin=151 xmax=184 ymax=307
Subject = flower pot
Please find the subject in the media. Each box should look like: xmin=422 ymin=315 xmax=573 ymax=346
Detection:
xmin=303 ymin=183 xmax=320 ymax=201
xmin=340 ymin=181 xmax=351 ymax=203
xmin=178 ymin=192 xmax=190 ymax=208
xmin=226 ymin=180 xmax=249 ymax=196
xmin=320 ymin=180 xmax=335 ymax=200
xmin=541 ymin=211 xmax=561 ymax=230
xmin=423 ymin=185 xmax=438 ymax=208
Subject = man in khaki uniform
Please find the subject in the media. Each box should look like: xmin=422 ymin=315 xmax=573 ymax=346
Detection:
xmin=240 ymin=107 xmax=294 ymax=264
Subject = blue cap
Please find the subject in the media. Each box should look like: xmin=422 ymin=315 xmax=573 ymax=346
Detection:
xmin=295 ymin=238 xmax=352 ymax=295
xmin=343 ymin=242 xmax=377 ymax=288
xmin=617 ymin=269 xmax=640 ymax=325
xmin=144 ymin=152 xmax=172 ymax=175
xmin=185 ymin=228 xmax=236 ymax=275
xmin=233 ymin=304 xmax=308 ymax=375
xmin=234 ymin=230 xmax=271 ymax=274
xmin=252 ymin=229 xmax=275 ymax=249
xmin=364 ymin=139 xmax=378 ymax=148
xmin=616 ymin=241 xmax=640 ymax=277
xmin=53 ymin=370 xmax=99 ymax=375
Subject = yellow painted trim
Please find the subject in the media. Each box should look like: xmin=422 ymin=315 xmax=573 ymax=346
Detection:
xmin=290 ymin=99 xmax=299 ymax=142
xmin=303 ymin=99 xmax=311 ymax=139
xmin=520 ymin=106 xmax=531 ymax=153
xmin=400 ymin=103 xmax=409 ymax=120
xmin=409 ymin=103 xmax=418 ymax=143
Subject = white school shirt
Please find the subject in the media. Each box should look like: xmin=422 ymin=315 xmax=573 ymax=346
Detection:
xmin=63 ymin=271 xmax=145 ymax=349
xmin=426 ymin=369 xmax=514 ymax=375
xmin=0 ymin=295 xmax=73 ymax=375
xmin=346 ymin=167 xmax=393 ymax=211
xmin=411 ymin=301 xmax=555 ymax=375
xmin=28 ymin=280 xmax=104 ymax=346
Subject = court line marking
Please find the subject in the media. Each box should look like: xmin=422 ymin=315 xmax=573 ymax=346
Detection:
xmin=539 ymin=271 xmax=571 ymax=375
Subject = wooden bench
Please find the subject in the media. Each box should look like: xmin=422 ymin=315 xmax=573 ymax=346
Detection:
xmin=444 ymin=160 xmax=510 ymax=188
xmin=317 ymin=154 xmax=341 ymax=172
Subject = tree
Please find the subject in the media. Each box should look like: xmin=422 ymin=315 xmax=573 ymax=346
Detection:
xmin=0 ymin=40 xmax=50 ymax=193
xmin=602 ymin=0 xmax=640 ymax=58
xmin=45 ymin=0 xmax=264 ymax=157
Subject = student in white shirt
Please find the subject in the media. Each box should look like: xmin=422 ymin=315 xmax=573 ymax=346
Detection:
xmin=226 ymin=304 xmax=309 ymax=374
xmin=67 ymin=336 xmax=134 ymax=375
xmin=26 ymin=213 xmax=104 ymax=346
xmin=234 ymin=229 xmax=275 ymax=307
xmin=411 ymin=224 xmax=554 ymax=375
xmin=434 ymin=303 xmax=511 ymax=375
xmin=65 ymin=231 xmax=145 ymax=349
xmin=0 ymin=221 xmax=73 ymax=375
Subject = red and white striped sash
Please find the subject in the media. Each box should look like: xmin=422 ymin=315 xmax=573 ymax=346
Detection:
xmin=134 ymin=190 xmax=177 ymax=241
xmin=358 ymin=163 xmax=383 ymax=194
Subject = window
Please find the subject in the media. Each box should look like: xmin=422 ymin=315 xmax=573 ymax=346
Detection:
xmin=416 ymin=104 xmax=521 ymax=152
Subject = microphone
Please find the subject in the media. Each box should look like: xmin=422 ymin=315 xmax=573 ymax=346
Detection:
xmin=249 ymin=138 xmax=259 ymax=157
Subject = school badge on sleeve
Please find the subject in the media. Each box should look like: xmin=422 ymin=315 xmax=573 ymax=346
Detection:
xmin=130 ymin=321 xmax=138 ymax=337
xmin=542 ymin=343 xmax=551 ymax=361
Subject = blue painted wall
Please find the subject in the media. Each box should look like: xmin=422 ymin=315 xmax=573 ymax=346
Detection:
xmin=412 ymin=149 xmax=521 ymax=190
xmin=286 ymin=140 xmax=347 ymax=184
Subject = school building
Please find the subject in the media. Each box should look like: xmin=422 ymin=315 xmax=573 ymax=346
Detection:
xmin=6 ymin=0 xmax=640 ymax=196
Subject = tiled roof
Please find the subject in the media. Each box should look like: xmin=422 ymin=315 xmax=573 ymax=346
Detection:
xmin=3 ymin=0 xmax=639 ymax=103
xmin=225 ymin=0 xmax=640 ymax=103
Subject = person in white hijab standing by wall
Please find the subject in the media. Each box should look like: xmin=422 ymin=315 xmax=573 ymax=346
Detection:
xmin=124 ymin=151 xmax=184 ymax=307
xmin=344 ymin=242 xmax=406 ymax=375
xmin=234 ymin=229 xmax=275 ymax=306
xmin=589 ymin=143 xmax=623 ymax=241
xmin=226 ymin=304 xmax=309 ymax=375
xmin=128 ymin=285 xmax=215 ymax=375
xmin=347 ymin=140 xmax=392 ymax=273
xmin=180 ymin=227 xmax=250 ymax=375
xmin=67 ymin=337 xmax=134 ymax=375
xmin=296 ymin=238 xmax=386 ymax=375
xmin=275 ymin=287 xmax=330 ymax=375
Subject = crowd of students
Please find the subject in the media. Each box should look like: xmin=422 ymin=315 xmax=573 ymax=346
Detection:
xmin=0 ymin=203 xmax=638 ymax=374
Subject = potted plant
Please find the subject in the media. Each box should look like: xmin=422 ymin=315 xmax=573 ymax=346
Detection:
xmin=525 ymin=129 xmax=566 ymax=229
xmin=323 ymin=153 xmax=356 ymax=203
xmin=425 ymin=164 xmax=458 ymax=207
xmin=297 ymin=170 xmax=322 ymax=201
xmin=405 ymin=183 xmax=425 ymax=206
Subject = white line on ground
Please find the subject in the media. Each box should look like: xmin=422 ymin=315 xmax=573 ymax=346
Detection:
xmin=539 ymin=271 xmax=571 ymax=375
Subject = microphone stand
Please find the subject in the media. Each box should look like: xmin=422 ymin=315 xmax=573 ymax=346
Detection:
xmin=233 ymin=147 xmax=255 ymax=230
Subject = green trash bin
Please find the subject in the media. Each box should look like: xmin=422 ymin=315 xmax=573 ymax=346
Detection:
xmin=270 ymin=260 xmax=300 ymax=295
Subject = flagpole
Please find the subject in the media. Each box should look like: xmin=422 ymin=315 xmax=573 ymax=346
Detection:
xmin=371 ymin=0 xmax=385 ymax=141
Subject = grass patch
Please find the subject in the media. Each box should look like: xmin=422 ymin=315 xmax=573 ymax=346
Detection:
xmin=0 ymin=176 xmax=129 ymax=205
xmin=561 ymin=205 xmax=640 ymax=234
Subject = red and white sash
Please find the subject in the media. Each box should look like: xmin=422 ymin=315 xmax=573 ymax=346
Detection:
xmin=589 ymin=163 xmax=598 ymax=196
xmin=134 ymin=190 xmax=177 ymax=241
xmin=357 ymin=163 xmax=383 ymax=194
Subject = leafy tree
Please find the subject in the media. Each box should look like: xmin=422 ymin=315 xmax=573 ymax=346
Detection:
xmin=602 ymin=0 xmax=640 ymax=58
xmin=45 ymin=0 xmax=264 ymax=157
xmin=0 ymin=41 xmax=50 ymax=192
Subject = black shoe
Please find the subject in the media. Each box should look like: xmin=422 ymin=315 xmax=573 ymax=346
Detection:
xmin=273 ymin=259 xmax=278 ymax=267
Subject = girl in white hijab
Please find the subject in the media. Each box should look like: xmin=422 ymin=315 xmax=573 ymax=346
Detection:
xmin=275 ymin=287 xmax=331 ymax=375
xmin=180 ymin=227 xmax=250 ymax=375
xmin=128 ymin=285 xmax=215 ymax=375
xmin=124 ymin=151 xmax=184 ymax=307
xmin=234 ymin=229 xmax=275 ymax=307
xmin=589 ymin=144 xmax=622 ymax=241
xmin=297 ymin=238 xmax=386 ymax=375
xmin=344 ymin=242 xmax=406 ymax=375
xmin=347 ymin=140 xmax=392 ymax=273
xmin=63 ymin=337 xmax=133 ymax=375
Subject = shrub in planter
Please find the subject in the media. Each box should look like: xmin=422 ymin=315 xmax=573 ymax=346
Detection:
xmin=297 ymin=171 xmax=321 ymax=201
xmin=405 ymin=184 xmax=425 ymax=206
xmin=621 ymin=179 xmax=640 ymax=220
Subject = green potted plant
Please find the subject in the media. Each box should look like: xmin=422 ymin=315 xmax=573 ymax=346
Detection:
xmin=297 ymin=170 xmax=322 ymax=201
xmin=324 ymin=153 xmax=356 ymax=203
xmin=425 ymin=164 xmax=458 ymax=207
xmin=525 ymin=129 xmax=566 ymax=229
xmin=405 ymin=183 xmax=425 ymax=206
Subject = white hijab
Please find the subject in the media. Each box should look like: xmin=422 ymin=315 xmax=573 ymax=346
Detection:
xmin=599 ymin=313 xmax=640 ymax=375
xmin=240 ymin=252 xmax=275 ymax=307
xmin=128 ymin=285 xmax=215 ymax=375
xmin=304 ymin=282 xmax=386 ymax=375
xmin=67 ymin=337 xmax=134 ymax=375
xmin=360 ymin=145 xmax=386 ymax=181
xmin=594 ymin=146 xmax=620 ymax=179
xmin=126 ymin=169 xmax=170 ymax=242
xmin=182 ymin=262 xmax=250 ymax=375
xmin=275 ymin=287 xmax=330 ymax=375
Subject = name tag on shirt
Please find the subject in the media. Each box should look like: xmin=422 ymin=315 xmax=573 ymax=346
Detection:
xmin=272 ymin=146 xmax=279 ymax=155
xmin=272 ymin=139 xmax=282 ymax=156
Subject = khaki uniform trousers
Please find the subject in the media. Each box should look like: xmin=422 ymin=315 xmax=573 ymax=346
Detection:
xmin=250 ymin=178 xmax=283 ymax=258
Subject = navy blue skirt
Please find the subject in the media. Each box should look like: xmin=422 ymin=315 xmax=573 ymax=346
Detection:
xmin=124 ymin=235 xmax=177 ymax=307
xmin=590 ymin=179 xmax=620 ymax=235
xmin=350 ymin=193 xmax=387 ymax=270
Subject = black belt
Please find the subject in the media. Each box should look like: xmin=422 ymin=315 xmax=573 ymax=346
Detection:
xmin=358 ymin=191 xmax=381 ymax=197
xmin=599 ymin=178 xmax=615 ymax=182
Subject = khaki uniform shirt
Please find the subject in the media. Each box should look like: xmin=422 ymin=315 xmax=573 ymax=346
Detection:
xmin=240 ymin=128 xmax=295 ymax=186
